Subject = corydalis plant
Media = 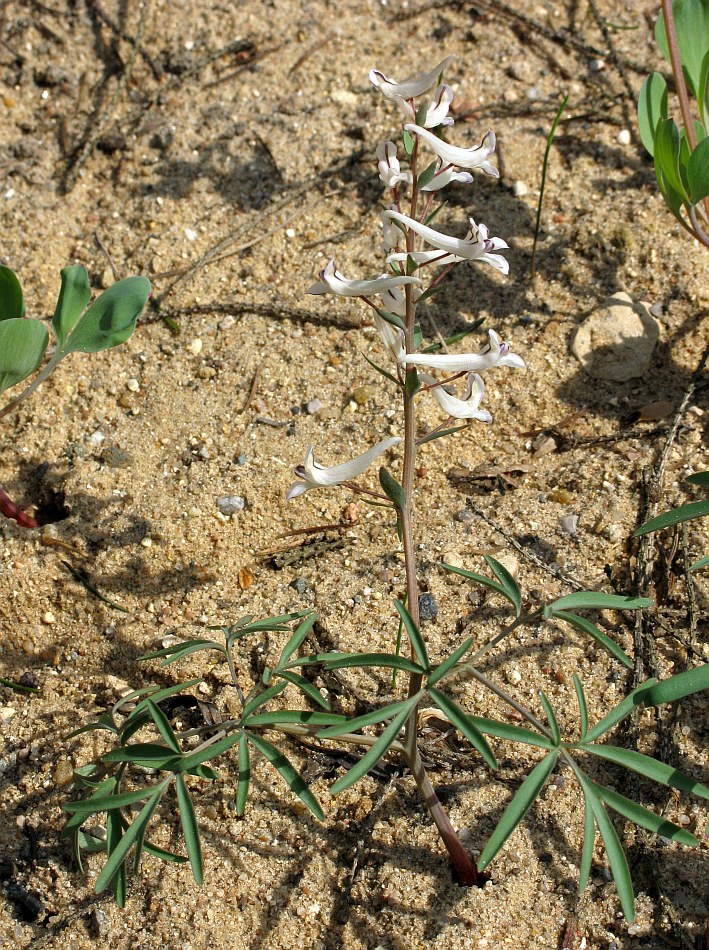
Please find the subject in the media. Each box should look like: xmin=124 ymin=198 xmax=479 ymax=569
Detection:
xmin=0 ymin=265 xmax=150 ymax=527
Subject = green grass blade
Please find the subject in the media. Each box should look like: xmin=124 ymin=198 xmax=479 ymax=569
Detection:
xmin=553 ymin=610 xmax=632 ymax=668
xmin=483 ymin=555 xmax=522 ymax=617
xmin=687 ymin=471 xmax=709 ymax=487
xmin=236 ymin=734 xmax=250 ymax=815
xmin=427 ymin=636 xmax=475 ymax=687
xmin=106 ymin=810 xmax=128 ymax=907
xmin=175 ymin=775 xmax=204 ymax=884
xmin=428 ymin=688 xmax=497 ymax=769
xmin=690 ymin=554 xmax=709 ymax=571
xmin=478 ymin=751 xmax=558 ymax=871
xmin=393 ymin=598 xmax=429 ymax=670
xmin=146 ymin=700 xmax=181 ymax=753
xmin=247 ymin=732 xmax=324 ymax=820
xmin=539 ymin=691 xmax=560 ymax=746
xmin=580 ymin=744 xmax=709 ymax=800
xmin=531 ymin=94 xmax=568 ymax=278
xmin=573 ymin=675 xmax=589 ymax=740
xmin=95 ymin=787 xmax=165 ymax=895
xmin=139 ymin=639 xmax=225 ymax=663
xmin=330 ymin=702 xmax=415 ymax=795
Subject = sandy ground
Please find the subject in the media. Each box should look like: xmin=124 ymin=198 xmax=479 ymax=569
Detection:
xmin=1 ymin=0 xmax=708 ymax=947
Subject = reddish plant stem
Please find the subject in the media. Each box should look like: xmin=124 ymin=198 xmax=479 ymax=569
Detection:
xmin=0 ymin=485 xmax=37 ymax=529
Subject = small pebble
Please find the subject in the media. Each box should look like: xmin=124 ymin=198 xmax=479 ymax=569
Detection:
xmin=184 ymin=227 xmax=197 ymax=241
xmin=188 ymin=338 xmax=203 ymax=355
xmin=512 ymin=180 xmax=528 ymax=197
xmin=453 ymin=508 xmax=473 ymax=523
xmin=305 ymin=398 xmax=323 ymax=415
xmin=87 ymin=429 xmax=105 ymax=445
xmin=42 ymin=611 xmax=56 ymax=625
xmin=53 ymin=758 xmax=74 ymax=786
xmin=285 ymin=227 xmax=296 ymax=238
xmin=236 ymin=453 xmax=249 ymax=465
xmin=559 ymin=514 xmax=579 ymax=536
xmin=0 ymin=707 xmax=16 ymax=725
xmin=352 ymin=384 xmax=376 ymax=405
xmin=289 ymin=577 xmax=308 ymax=595
xmin=217 ymin=495 xmax=245 ymax=516
xmin=507 ymin=668 xmax=522 ymax=685
xmin=616 ymin=128 xmax=631 ymax=146
xmin=649 ymin=301 xmax=664 ymax=318
xmin=126 ymin=378 xmax=140 ymax=392
xmin=589 ymin=58 xmax=605 ymax=72
xmin=418 ymin=592 xmax=439 ymax=623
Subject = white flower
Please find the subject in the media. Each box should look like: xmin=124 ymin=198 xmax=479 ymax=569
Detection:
xmin=420 ymin=163 xmax=474 ymax=192
xmin=369 ymin=56 xmax=455 ymax=101
xmin=308 ymin=259 xmax=422 ymax=297
xmin=373 ymin=311 xmax=406 ymax=362
xmin=399 ymin=84 xmax=455 ymax=128
xmin=382 ymin=210 xmax=509 ymax=272
xmin=404 ymin=124 xmax=498 ymax=176
xmin=381 ymin=206 xmax=403 ymax=252
xmin=420 ymin=372 xmax=492 ymax=422
xmin=403 ymin=329 xmax=525 ymax=373
xmin=287 ymin=437 xmax=403 ymax=500
xmin=376 ymin=141 xmax=413 ymax=189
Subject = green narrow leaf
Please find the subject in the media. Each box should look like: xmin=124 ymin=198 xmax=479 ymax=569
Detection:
xmin=539 ymin=691 xmax=561 ymax=745
xmin=403 ymin=129 xmax=415 ymax=157
xmin=66 ymin=712 xmax=119 ymax=740
xmin=175 ymin=775 xmax=204 ymax=884
xmin=286 ymin=652 xmax=425 ymax=674
xmin=60 ymin=276 xmax=150 ymax=355
xmin=245 ymin=710 xmax=346 ymax=727
xmin=95 ymin=788 xmax=164 ymax=894
xmin=174 ymin=731 xmax=244 ymax=773
xmin=573 ymin=675 xmax=589 ymax=739
xmin=247 ymin=732 xmax=324 ymax=820
xmin=106 ymin=809 xmax=128 ymax=907
xmin=102 ymin=743 xmax=182 ymax=771
xmin=393 ymin=598 xmax=429 ymax=670
xmin=655 ymin=0 xmax=709 ymax=99
xmin=591 ymin=780 xmax=698 ymax=846
xmin=275 ymin=612 xmax=317 ymax=669
xmin=583 ymin=680 xmax=658 ymax=743
xmin=241 ymin=680 xmax=288 ymax=718
xmin=417 ymin=423 xmax=470 ymax=446
xmin=580 ymin=743 xmax=709 ymax=800
xmin=375 ymin=307 xmax=405 ymax=331
xmin=146 ymin=700 xmax=181 ymax=754
xmin=687 ymin=471 xmax=709 ymax=487
xmin=274 ymin=670 xmax=331 ymax=710
xmin=143 ymin=841 xmax=189 ymax=864
xmin=483 ymin=555 xmax=522 ymax=617
xmin=654 ymin=117 xmax=689 ymax=203
xmin=547 ymin=592 xmax=652 ymax=613
xmin=52 ymin=265 xmax=91 ymax=343
xmin=317 ymin=699 xmax=414 ymax=739
xmin=553 ymin=610 xmax=632 ymax=668
xmin=122 ymin=679 xmax=204 ymax=724
xmin=640 ymin=664 xmax=709 ymax=706
xmin=689 ymin=554 xmax=709 ymax=571
xmin=236 ymin=609 xmax=312 ymax=633
xmin=362 ymin=350 xmax=400 ymax=386
xmin=330 ymin=701 xmax=415 ymax=795
xmin=139 ymin=639 xmax=225 ymax=664
xmin=586 ymin=790 xmax=635 ymax=921
xmin=477 ymin=751 xmax=558 ymax=871
xmin=635 ymin=499 xmax=709 ymax=535
xmin=638 ymin=72 xmax=668 ymax=155
xmin=467 ymin=716 xmax=555 ymax=750
xmin=64 ymin=785 xmax=161 ymax=816
xmin=428 ymin=688 xmax=497 ymax=769
xmin=442 ymin=562 xmax=520 ymax=613
xmin=427 ymin=636 xmax=475 ymax=687
xmin=0 ymin=265 xmax=24 ymax=320
xmin=0 ymin=318 xmax=48 ymax=394
xmin=379 ymin=467 xmax=407 ymax=511
xmin=236 ymin=734 xmax=250 ymax=815
xmin=417 ymin=160 xmax=438 ymax=189
xmin=579 ymin=789 xmax=596 ymax=892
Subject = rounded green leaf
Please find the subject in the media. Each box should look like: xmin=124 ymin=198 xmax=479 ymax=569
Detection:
xmin=655 ymin=0 xmax=709 ymax=100
xmin=0 ymin=318 xmax=48 ymax=393
xmin=52 ymin=265 xmax=91 ymax=344
xmin=61 ymin=276 xmax=150 ymax=354
xmin=0 ymin=265 xmax=24 ymax=320
xmin=687 ymin=135 xmax=709 ymax=202
xmin=637 ymin=72 xmax=668 ymax=156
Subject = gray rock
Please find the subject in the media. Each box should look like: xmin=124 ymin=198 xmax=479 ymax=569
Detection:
xmin=559 ymin=514 xmax=579 ymax=536
xmin=570 ymin=292 xmax=660 ymax=381
xmin=418 ymin=593 xmax=439 ymax=622
xmin=289 ymin=577 xmax=308 ymax=595
xmin=217 ymin=495 xmax=245 ymax=515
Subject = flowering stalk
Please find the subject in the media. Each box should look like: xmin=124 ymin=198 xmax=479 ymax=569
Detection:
xmin=295 ymin=57 xmax=523 ymax=883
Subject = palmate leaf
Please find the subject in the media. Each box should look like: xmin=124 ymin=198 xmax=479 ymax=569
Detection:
xmin=330 ymin=700 xmax=416 ymax=795
xmin=246 ymin=732 xmax=324 ymax=820
xmin=428 ymin=688 xmax=497 ymax=769
xmin=393 ymin=598 xmax=429 ymax=669
xmin=95 ymin=787 xmax=164 ymax=895
xmin=175 ymin=775 xmax=203 ymax=885
xmin=477 ymin=751 xmax=558 ymax=871
xmin=174 ymin=731 xmax=243 ymax=773
xmin=241 ymin=681 xmax=288 ymax=718
xmin=579 ymin=743 xmax=709 ymax=800
xmin=553 ymin=610 xmax=632 ymax=668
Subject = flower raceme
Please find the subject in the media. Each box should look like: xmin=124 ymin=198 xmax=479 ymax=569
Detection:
xmin=286 ymin=438 xmax=402 ymax=500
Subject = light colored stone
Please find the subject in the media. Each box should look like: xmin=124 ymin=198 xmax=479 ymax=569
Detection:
xmin=570 ymin=292 xmax=660 ymax=381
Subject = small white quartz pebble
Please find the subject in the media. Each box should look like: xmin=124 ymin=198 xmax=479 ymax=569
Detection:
xmin=188 ymin=338 xmax=203 ymax=355
xmin=617 ymin=129 xmax=631 ymax=145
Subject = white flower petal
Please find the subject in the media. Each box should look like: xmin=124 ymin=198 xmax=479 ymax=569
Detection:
xmin=423 ymin=84 xmax=455 ymax=128
xmin=404 ymin=124 xmax=498 ymax=174
xmin=307 ymin=259 xmax=422 ymax=297
xmin=373 ymin=311 xmax=406 ymax=362
xmin=420 ymin=166 xmax=474 ymax=192
xmin=403 ymin=329 xmax=524 ymax=373
xmin=420 ymin=372 xmax=492 ymax=421
xmin=287 ymin=437 xmax=403 ymax=500
xmin=376 ymin=141 xmax=413 ymax=189
xmin=383 ymin=210 xmax=480 ymax=260
xmin=368 ymin=56 xmax=455 ymax=101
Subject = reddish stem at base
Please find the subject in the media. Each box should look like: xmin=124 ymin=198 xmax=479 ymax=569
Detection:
xmin=0 ymin=485 xmax=38 ymax=528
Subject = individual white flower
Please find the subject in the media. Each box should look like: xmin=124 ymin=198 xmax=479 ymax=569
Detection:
xmin=381 ymin=206 xmax=403 ymax=252
xmin=402 ymin=329 xmax=525 ymax=373
xmin=382 ymin=210 xmax=509 ymax=272
xmin=286 ymin=437 xmax=403 ymax=500
xmin=308 ymin=259 xmax=422 ymax=297
xmin=376 ymin=141 xmax=413 ymax=189
xmin=420 ymin=372 xmax=492 ymax=422
xmin=420 ymin=163 xmax=474 ymax=192
xmin=368 ymin=56 xmax=455 ymax=101
xmin=373 ymin=310 xmax=405 ymax=363
xmin=398 ymin=84 xmax=455 ymax=128
xmin=404 ymin=124 xmax=498 ymax=176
